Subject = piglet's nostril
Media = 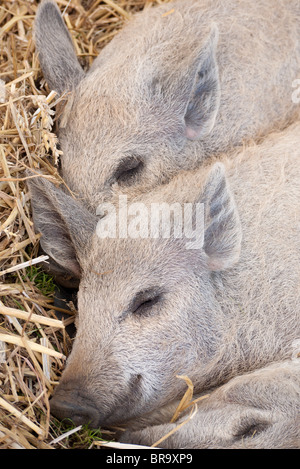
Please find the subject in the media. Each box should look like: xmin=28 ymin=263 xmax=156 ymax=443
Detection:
xmin=50 ymin=391 xmax=100 ymax=428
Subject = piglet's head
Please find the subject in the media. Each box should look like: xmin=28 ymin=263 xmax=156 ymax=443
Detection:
xmin=27 ymin=163 xmax=241 ymax=427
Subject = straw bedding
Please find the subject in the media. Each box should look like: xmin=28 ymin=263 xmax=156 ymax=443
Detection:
xmin=0 ymin=0 xmax=172 ymax=449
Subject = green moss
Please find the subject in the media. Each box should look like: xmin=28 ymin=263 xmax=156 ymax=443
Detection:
xmin=25 ymin=265 xmax=56 ymax=296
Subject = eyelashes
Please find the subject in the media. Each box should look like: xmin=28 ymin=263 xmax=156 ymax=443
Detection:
xmin=131 ymin=292 xmax=162 ymax=315
xmin=119 ymin=288 xmax=163 ymax=320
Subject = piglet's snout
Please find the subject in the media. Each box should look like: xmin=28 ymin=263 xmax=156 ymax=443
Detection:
xmin=50 ymin=385 xmax=100 ymax=428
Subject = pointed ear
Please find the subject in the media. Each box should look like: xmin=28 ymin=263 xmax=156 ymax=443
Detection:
xmin=183 ymin=25 xmax=220 ymax=140
xmin=160 ymin=24 xmax=220 ymax=141
xmin=27 ymin=175 xmax=97 ymax=279
xmin=34 ymin=0 xmax=84 ymax=94
xmin=201 ymin=163 xmax=242 ymax=271
xmin=160 ymin=163 xmax=241 ymax=272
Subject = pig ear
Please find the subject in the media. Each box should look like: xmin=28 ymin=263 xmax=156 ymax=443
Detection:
xmin=201 ymin=163 xmax=242 ymax=271
xmin=169 ymin=25 xmax=220 ymax=141
xmin=34 ymin=0 xmax=84 ymax=94
xmin=27 ymin=175 xmax=97 ymax=279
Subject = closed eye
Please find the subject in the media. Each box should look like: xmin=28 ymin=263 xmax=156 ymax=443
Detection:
xmin=130 ymin=289 xmax=162 ymax=316
xmin=114 ymin=157 xmax=144 ymax=186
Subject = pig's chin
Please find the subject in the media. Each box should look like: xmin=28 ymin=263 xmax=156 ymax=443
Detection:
xmin=97 ymin=387 xmax=172 ymax=429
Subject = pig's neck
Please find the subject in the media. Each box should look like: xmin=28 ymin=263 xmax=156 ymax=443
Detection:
xmin=201 ymin=262 xmax=298 ymax=391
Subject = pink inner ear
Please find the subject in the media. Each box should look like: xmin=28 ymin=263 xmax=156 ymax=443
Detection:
xmin=185 ymin=126 xmax=201 ymax=141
